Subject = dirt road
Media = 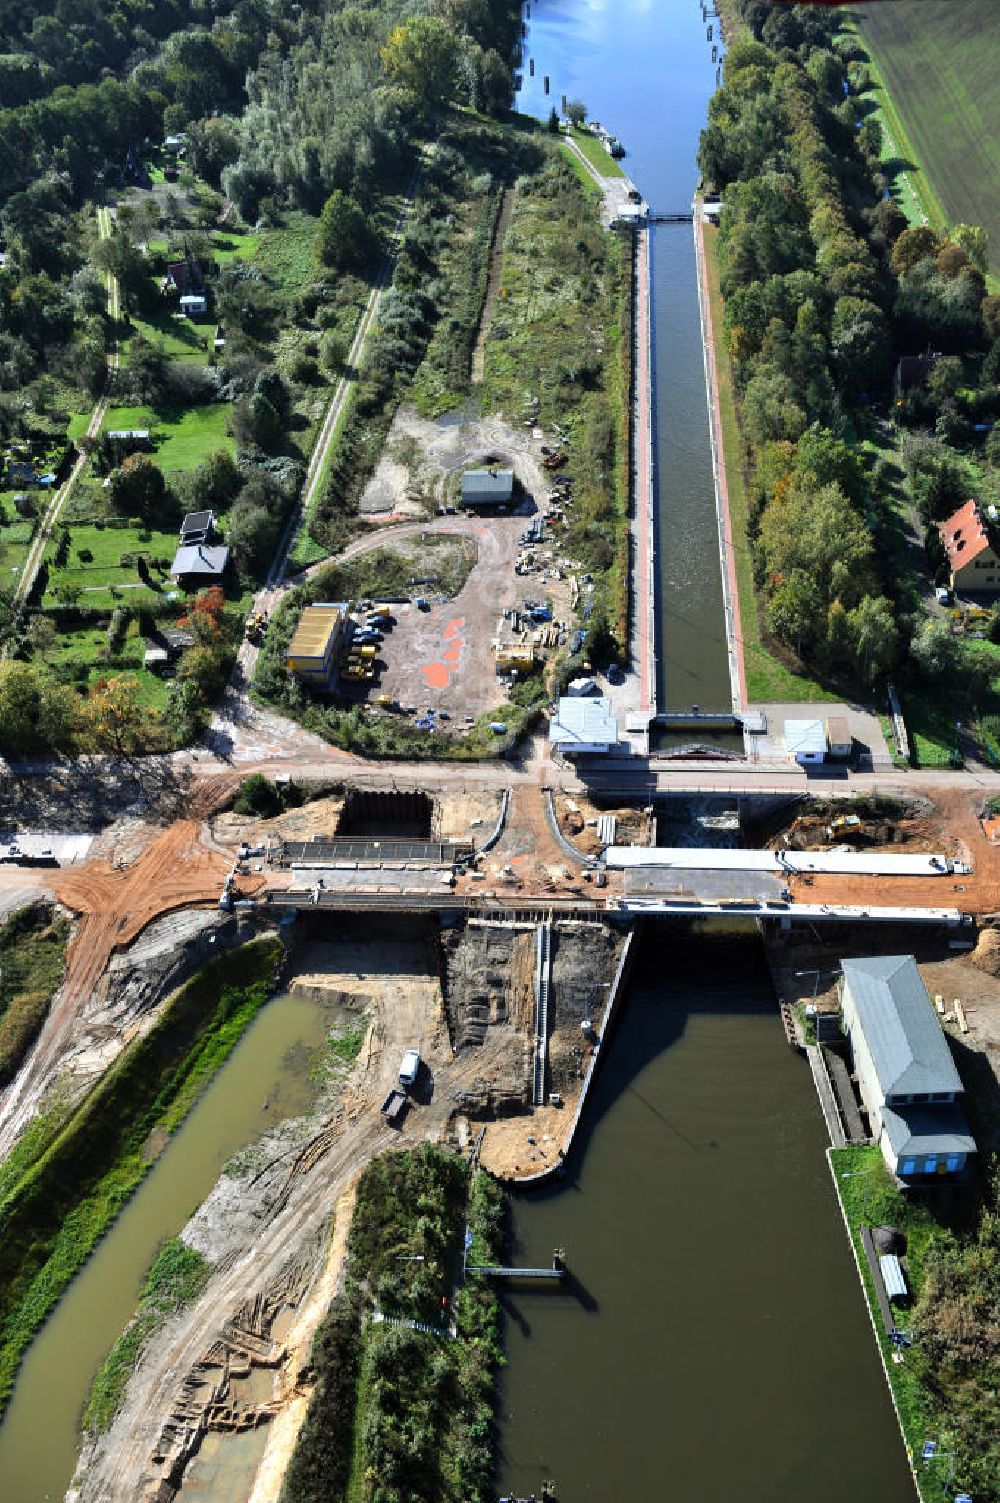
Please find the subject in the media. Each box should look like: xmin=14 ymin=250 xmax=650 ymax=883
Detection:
xmin=0 ymin=822 xmax=240 ymax=1156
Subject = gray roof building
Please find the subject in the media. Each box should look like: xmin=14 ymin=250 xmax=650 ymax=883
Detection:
xmin=840 ymin=955 xmax=964 ymax=1100
xmin=881 ymin=1102 xmax=976 ymax=1163
xmin=461 ymin=468 xmax=515 ymax=507
xmin=170 ymin=544 xmax=229 ymax=580
xmin=180 ymin=509 xmax=215 ymax=544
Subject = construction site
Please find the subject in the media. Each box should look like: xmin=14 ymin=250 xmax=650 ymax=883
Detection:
xmin=3 ymin=766 xmax=1000 ymax=1503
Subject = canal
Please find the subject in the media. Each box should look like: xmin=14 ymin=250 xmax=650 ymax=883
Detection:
xmin=518 ymin=0 xmax=734 ymax=715
xmin=0 ymin=989 xmax=335 ymax=1503
xmin=505 ymin=5 xmax=916 ymax=1500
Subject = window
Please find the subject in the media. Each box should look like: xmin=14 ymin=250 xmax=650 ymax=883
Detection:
xmin=946 ymin=1155 xmax=962 ymax=1172
xmin=931 ymin=1092 xmax=951 ymax=1102
xmin=924 ymin=1156 xmax=938 ymax=1174
xmin=901 ymin=1158 xmax=917 ymax=1176
xmin=893 ymin=1093 xmax=911 ymax=1104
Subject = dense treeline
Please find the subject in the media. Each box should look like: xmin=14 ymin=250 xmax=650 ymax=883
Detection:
xmin=701 ymin=4 xmax=1000 ymax=697
xmin=282 ymin=1150 xmax=505 ymax=1503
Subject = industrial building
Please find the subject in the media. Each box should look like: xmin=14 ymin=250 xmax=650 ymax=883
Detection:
xmin=784 ymin=718 xmax=827 ymax=765
xmin=461 ymin=468 xmax=515 ymax=509
xmin=286 ymin=603 xmax=345 ymax=684
xmin=839 ymin=955 xmax=976 ymax=1181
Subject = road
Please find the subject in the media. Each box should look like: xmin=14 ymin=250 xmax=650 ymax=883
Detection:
xmin=8 ymin=205 xmax=120 ymax=632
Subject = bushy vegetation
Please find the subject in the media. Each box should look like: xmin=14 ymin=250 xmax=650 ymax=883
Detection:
xmin=702 ymin=5 xmax=1000 ymax=731
xmin=282 ymin=1151 xmax=504 ymax=1503
xmin=832 ymin=1144 xmax=1000 ymax=1502
xmin=0 ymin=937 xmax=280 ymax=1414
xmin=84 ymin=1236 xmax=210 ymax=1433
xmin=0 ymin=903 xmax=69 ymax=1088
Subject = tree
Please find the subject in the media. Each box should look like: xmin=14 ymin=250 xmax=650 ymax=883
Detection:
xmin=0 ymin=662 xmax=77 ymax=754
xmin=982 ymin=296 xmax=1000 ymax=344
xmin=794 ymin=424 xmax=865 ymax=507
xmin=760 ymin=476 xmax=875 ymax=614
xmin=107 ymin=454 xmax=168 ymax=522
xmin=547 ymin=107 xmax=560 ymax=134
xmin=84 ymin=674 xmax=147 ymax=754
xmin=317 ymin=191 xmax=376 ymax=272
xmin=320 ymin=329 xmax=348 ymax=374
xmin=830 ymin=296 xmax=891 ymax=395
xmin=227 ymin=503 xmax=280 ymax=579
xmin=192 ymin=449 xmax=242 ymax=508
xmin=565 ymin=100 xmax=587 ymax=127
xmin=233 ymin=772 xmax=282 ymax=818
xmin=26 ymin=615 xmax=57 ymax=662
xmin=890 ymin=225 xmax=939 ymax=276
xmin=381 ymin=17 xmax=459 ymax=120
xmin=848 ymin=596 xmax=899 ymax=685
xmin=909 ymin=618 xmax=960 ymax=681
xmin=123 ymin=334 xmax=168 ymax=403
xmin=952 ymin=222 xmax=989 ymax=274
xmin=765 ymin=569 xmax=822 ymax=658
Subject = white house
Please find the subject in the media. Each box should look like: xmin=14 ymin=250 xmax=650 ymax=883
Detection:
xmin=840 ymin=955 xmax=976 ymax=1180
xmin=549 ymin=696 xmax=618 ymax=756
xmin=784 ymin=718 xmax=827 ymax=765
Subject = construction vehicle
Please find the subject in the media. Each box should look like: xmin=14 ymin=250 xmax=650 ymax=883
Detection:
xmin=826 ymin=814 xmax=862 ymax=839
xmin=245 ymin=609 xmax=268 ymax=641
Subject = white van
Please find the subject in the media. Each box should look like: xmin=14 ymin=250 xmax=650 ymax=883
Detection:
xmin=399 ymin=1048 xmax=420 ymax=1087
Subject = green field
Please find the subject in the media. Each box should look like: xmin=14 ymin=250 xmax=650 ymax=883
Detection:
xmin=101 ymin=403 xmax=232 ymax=471
xmin=858 ymin=0 xmax=1000 ymax=267
xmin=42 ymin=522 xmax=179 ymax=607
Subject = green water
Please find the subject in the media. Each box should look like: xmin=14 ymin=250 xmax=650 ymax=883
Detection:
xmin=0 ymin=989 xmax=333 ymax=1503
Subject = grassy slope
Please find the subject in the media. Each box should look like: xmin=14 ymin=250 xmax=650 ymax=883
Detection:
xmin=858 ymin=0 xmax=1000 ymax=266
xmin=0 ymin=907 xmax=70 ymax=1089
xmin=701 ymin=224 xmax=833 ymax=703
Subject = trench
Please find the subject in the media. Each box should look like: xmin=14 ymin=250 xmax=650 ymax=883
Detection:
xmin=0 ymin=989 xmax=336 ymax=1503
xmin=502 ymin=3 xmax=916 ymax=1499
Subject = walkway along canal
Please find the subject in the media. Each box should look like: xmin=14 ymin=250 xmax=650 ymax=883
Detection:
xmin=0 ymin=990 xmax=335 ymax=1503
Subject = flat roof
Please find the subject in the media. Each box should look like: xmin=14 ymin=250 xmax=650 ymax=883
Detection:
xmin=462 ymin=468 xmax=514 ymax=501
xmin=181 ymin=509 xmax=214 ymax=532
xmin=879 ymin=1254 xmax=907 ymax=1300
xmin=825 ymin=715 xmax=851 ymax=745
xmin=549 ymin=695 xmax=617 ymax=747
xmin=287 ymin=604 xmax=342 ymax=661
xmin=784 ymin=718 xmax=827 ymax=755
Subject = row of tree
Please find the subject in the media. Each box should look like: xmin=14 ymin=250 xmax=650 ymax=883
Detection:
xmin=700 ymin=12 xmax=996 ymax=692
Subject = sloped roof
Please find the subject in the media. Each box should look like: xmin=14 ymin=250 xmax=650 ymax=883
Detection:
xmin=461 ymin=468 xmax=514 ymax=501
xmin=170 ymin=544 xmax=229 ymax=577
xmin=784 ymin=718 xmax=826 ymax=756
xmin=841 ymin=955 xmax=963 ymax=1098
xmin=939 ymin=499 xmax=993 ymax=571
xmin=881 ymin=1101 xmax=976 ymax=1160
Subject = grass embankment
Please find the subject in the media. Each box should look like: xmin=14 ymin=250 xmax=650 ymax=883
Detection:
xmin=0 ymin=905 xmax=70 ymax=1088
xmin=0 ymin=937 xmax=281 ymax=1414
xmin=281 ymin=1147 xmax=504 ymax=1503
xmin=568 ymin=125 xmax=625 ymax=180
xmin=855 ymin=3 xmax=998 ymax=263
xmin=700 ymin=224 xmax=833 ymax=703
xmin=84 ymin=1237 xmax=210 ymax=1433
xmin=830 ymin=1144 xmax=1000 ymax=1502
xmin=482 ymin=149 xmax=631 ymax=653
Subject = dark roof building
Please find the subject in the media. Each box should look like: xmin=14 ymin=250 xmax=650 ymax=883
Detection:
xmin=461 ymin=468 xmax=515 ymax=508
xmin=180 ymin=509 xmax=215 ymax=545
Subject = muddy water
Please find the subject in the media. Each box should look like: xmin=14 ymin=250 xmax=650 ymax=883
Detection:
xmin=518 ymin=0 xmax=733 ymax=716
xmin=499 ymin=925 xmax=916 ymax=1500
xmin=0 ymin=990 xmax=335 ymax=1503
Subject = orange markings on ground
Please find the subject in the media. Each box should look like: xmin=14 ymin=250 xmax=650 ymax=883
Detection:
xmin=420 ymin=662 xmax=450 ymax=689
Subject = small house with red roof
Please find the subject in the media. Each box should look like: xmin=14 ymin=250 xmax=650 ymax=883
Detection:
xmin=938 ymin=499 xmax=1000 ymax=593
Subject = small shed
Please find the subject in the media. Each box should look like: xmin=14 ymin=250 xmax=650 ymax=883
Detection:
xmin=170 ymin=544 xmax=229 ymax=584
xmin=878 ymin=1254 xmax=908 ymax=1303
xmin=179 ymin=293 xmax=207 ymax=318
xmin=784 ymin=718 xmax=827 ymax=765
xmin=461 ymin=468 xmax=515 ymax=509
xmin=825 ymin=716 xmax=853 ymax=760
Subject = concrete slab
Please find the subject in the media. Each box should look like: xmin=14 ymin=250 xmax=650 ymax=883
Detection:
xmin=748 ymin=701 xmax=893 ymax=769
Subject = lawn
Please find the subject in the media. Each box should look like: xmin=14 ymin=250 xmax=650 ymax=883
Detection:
xmin=0 ymin=518 xmax=37 ymax=599
xmin=101 ymin=403 xmax=233 ymax=472
xmin=568 ymin=125 xmax=625 ymax=179
xmin=41 ymin=522 xmax=179 ymax=608
xmin=254 ymin=213 xmax=322 ymax=296
xmin=124 ymin=309 xmax=212 ymax=363
xmin=701 ymin=224 xmax=834 ymax=704
xmin=855 ymin=1 xmax=1000 ymax=268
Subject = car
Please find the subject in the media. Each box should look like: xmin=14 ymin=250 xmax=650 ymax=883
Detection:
xmin=935 ymin=586 xmax=952 ymax=605
xmin=399 ymin=1047 xmax=420 ymax=1087
xmin=606 ymin=663 xmax=624 ymax=685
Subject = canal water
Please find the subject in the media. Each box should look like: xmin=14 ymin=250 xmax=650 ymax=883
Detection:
xmin=498 ymin=924 xmax=916 ymax=1501
xmin=0 ymin=989 xmax=335 ymax=1503
xmin=518 ymin=0 xmax=734 ymax=715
